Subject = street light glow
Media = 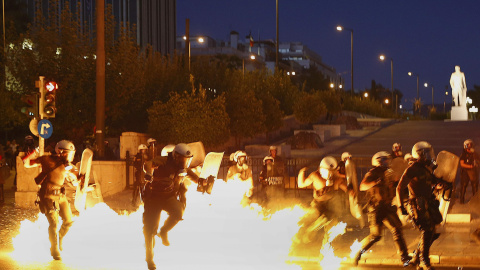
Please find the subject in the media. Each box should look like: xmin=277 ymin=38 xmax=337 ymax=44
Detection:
xmin=408 ymin=72 xmax=412 ymax=76
xmin=424 ymin=83 xmax=428 ymax=87
xmin=250 ymin=55 xmax=256 ymax=60
xmin=379 ymin=55 xmax=385 ymax=61
xmin=384 ymin=99 xmax=389 ymax=104
xmin=339 ymin=84 xmax=343 ymax=89
xmin=198 ymin=37 xmax=204 ymax=43
xmin=336 ymin=26 xmax=343 ymax=31
xmin=183 ymin=36 xmax=186 ymax=40
xmin=364 ymin=92 xmax=369 ymax=98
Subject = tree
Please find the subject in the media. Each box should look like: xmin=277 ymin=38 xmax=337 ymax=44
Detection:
xmin=147 ymin=81 xmax=230 ymax=148
xmin=293 ymin=91 xmax=327 ymax=124
xmin=225 ymin=71 xmax=265 ymax=146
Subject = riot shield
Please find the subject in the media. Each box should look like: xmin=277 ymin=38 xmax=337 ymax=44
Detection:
xmin=345 ymin=159 xmax=364 ymax=227
xmin=188 ymin=141 xmax=206 ymax=168
xmin=390 ymin=157 xmax=409 ymax=183
xmin=433 ymin=150 xmax=459 ymax=224
xmin=197 ymin=152 xmax=224 ymax=194
xmin=345 ymin=159 xmax=358 ymax=194
xmin=434 ymin=150 xmax=459 ymax=183
xmin=74 ymin=148 xmax=94 ymax=212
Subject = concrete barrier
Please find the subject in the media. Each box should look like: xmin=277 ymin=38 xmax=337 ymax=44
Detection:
xmin=313 ymin=124 xmax=346 ymax=138
xmin=119 ymin=132 xmax=149 ymax=159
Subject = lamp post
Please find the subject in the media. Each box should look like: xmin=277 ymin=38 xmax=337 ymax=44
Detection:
xmin=444 ymin=91 xmax=448 ymax=113
xmin=243 ymin=54 xmax=256 ymax=78
xmin=336 ymin=25 xmax=353 ymax=95
xmin=424 ymin=82 xmax=434 ymax=109
xmin=379 ymin=54 xmax=394 ymax=114
xmin=408 ymin=71 xmax=420 ymax=114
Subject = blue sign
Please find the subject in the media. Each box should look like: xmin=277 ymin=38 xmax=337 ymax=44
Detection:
xmin=38 ymin=119 xmax=53 ymax=139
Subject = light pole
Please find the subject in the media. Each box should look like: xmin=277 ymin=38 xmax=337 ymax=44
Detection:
xmin=243 ymin=54 xmax=256 ymax=78
xmin=336 ymin=25 xmax=353 ymax=95
xmin=379 ymin=54 xmax=394 ymax=114
xmin=275 ymin=0 xmax=279 ymax=70
xmin=408 ymin=71 xmax=420 ymax=114
xmin=424 ymin=82 xmax=434 ymax=109
xmin=444 ymin=91 xmax=448 ymax=113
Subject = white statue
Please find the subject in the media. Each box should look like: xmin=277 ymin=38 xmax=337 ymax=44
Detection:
xmin=450 ymin=65 xmax=467 ymax=107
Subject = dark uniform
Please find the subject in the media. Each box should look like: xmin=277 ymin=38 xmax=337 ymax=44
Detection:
xmin=355 ymin=166 xmax=410 ymax=265
xmin=459 ymin=149 xmax=479 ymax=203
xmin=143 ymin=156 xmax=190 ymax=270
xmin=258 ymin=156 xmax=287 ymax=207
xmin=31 ymin=154 xmax=77 ymax=260
xmin=397 ymin=161 xmax=444 ymax=270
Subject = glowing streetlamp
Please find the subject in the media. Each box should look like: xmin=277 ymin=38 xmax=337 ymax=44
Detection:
xmin=424 ymin=82 xmax=434 ymax=109
xmin=364 ymin=92 xmax=369 ymax=98
xmin=384 ymin=98 xmax=390 ymax=104
xmin=243 ymin=54 xmax=256 ymax=78
xmin=379 ymin=54 xmax=394 ymax=113
xmin=408 ymin=71 xmax=420 ymax=114
xmin=336 ymin=25 xmax=354 ymax=94
xmin=330 ymin=83 xmax=335 ymax=89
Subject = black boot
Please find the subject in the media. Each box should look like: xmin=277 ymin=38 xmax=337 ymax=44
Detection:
xmin=353 ymin=235 xmax=381 ymax=266
xmin=392 ymin=229 xmax=411 ymax=267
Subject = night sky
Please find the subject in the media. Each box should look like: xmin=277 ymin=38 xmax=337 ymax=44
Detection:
xmin=177 ymin=0 xmax=480 ymax=110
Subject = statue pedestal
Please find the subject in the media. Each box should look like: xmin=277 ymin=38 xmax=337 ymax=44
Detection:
xmin=451 ymin=106 xmax=468 ymax=121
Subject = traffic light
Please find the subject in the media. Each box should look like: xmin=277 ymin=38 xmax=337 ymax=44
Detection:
xmin=41 ymin=81 xmax=57 ymax=118
xmin=21 ymin=94 xmax=38 ymax=118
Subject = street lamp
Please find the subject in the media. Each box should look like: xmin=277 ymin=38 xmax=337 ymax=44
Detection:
xmin=424 ymin=82 xmax=434 ymax=109
xmin=336 ymin=25 xmax=354 ymax=95
xmin=408 ymin=71 xmax=420 ymax=114
xmin=243 ymin=54 xmax=256 ymax=78
xmin=364 ymin=92 xmax=369 ymax=98
xmin=444 ymin=91 xmax=448 ymax=113
xmin=379 ymin=54 xmax=394 ymax=113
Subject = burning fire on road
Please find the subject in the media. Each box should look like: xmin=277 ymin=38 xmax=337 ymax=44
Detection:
xmin=10 ymin=180 xmax=359 ymax=269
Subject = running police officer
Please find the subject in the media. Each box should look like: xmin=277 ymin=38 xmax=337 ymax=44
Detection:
xmin=397 ymin=141 xmax=446 ymax=270
xmin=353 ymin=151 xmax=411 ymax=266
xmin=142 ymin=143 xmax=198 ymax=270
xmin=295 ymin=156 xmax=351 ymax=244
xmin=23 ymin=140 xmax=79 ymax=260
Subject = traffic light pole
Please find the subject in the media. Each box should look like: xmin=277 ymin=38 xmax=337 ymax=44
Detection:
xmin=38 ymin=76 xmax=45 ymax=156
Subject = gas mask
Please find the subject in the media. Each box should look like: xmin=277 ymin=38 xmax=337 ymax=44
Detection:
xmin=320 ymin=168 xmax=334 ymax=186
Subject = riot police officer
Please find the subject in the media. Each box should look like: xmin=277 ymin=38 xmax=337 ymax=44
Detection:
xmin=226 ymin=151 xmax=254 ymax=199
xmin=392 ymin=142 xmax=404 ymax=158
xmin=459 ymin=139 xmax=479 ymax=204
xmin=295 ymin=156 xmax=351 ymax=244
xmin=397 ymin=141 xmax=445 ymax=270
xmin=23 ymin=140 xmax=79 ymax=260
xmin=353 ymin=151 xmax=410 ymax=266
xmin=142 ymin=143 xmax=197 ymax=270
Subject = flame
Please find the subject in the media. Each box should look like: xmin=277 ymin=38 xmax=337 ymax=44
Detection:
xmin=349 ymin=239 xmax=362 ymax=258
xmin=318 ymin=221 xmax=347 ymax=269
xmin=10 ymin=180 xmax=307 ymax=270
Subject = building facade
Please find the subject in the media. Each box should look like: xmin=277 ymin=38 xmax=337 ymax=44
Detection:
xmin=23 ymin=0 xmax=176 ymax=55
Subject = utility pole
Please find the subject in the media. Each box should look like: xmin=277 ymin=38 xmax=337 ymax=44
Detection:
xmin=96 ymin=0 xmax=105 ymax=158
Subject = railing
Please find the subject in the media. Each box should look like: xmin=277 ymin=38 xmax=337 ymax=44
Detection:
xmin=124 ymin=153 xmax=374 ymax=197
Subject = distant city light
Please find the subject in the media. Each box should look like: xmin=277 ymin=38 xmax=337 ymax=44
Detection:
xmin=198 ymin=37 xmax=204 ymax=43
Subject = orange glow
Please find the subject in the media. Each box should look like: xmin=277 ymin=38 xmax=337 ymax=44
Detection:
xmin=11 ymin=180 xmax=309 ymax=269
